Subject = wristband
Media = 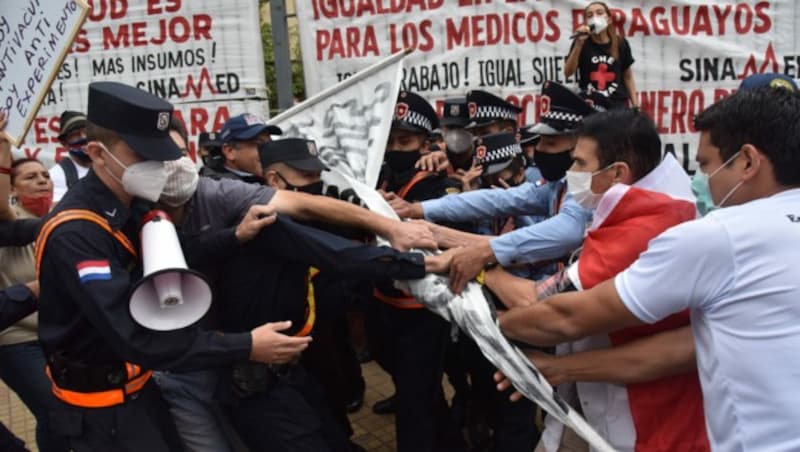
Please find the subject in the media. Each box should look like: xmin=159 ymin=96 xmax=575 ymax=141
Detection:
xmin=0 ymin=167 xmax=11 ymax=175
xmin=475 ymin=269 xmax=486 ymax=286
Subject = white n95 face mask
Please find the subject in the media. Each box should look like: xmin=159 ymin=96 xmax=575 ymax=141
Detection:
xmin=100 ymin=144 xmax=169 ymax=203
xmin=161 ymin=157 xmax=200 ymax=207
xmin=589 ymin=16 xmax=609 ymax=34
xmin=566 ymin=163 xmax=616 ymax=210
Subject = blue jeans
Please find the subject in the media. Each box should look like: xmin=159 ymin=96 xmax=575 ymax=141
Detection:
xmin=152 ymin=369 xmax=233 ymax=452
xmin=0 ymin=340 xmax=69 ymax=452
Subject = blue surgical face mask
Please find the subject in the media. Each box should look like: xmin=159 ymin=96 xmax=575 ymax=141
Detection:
xmin=691 ymin=151 xmax=742 ymax=215
xmin=691 ymin=172 xmax=715 ymax=216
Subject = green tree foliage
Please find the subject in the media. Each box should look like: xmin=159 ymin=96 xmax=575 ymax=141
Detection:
xmin=261 ymin=12 xmax=306 ymax=115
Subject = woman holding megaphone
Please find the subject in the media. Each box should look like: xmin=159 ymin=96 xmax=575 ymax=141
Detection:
xmin=564 ymin=1 xmax=638 ymax=108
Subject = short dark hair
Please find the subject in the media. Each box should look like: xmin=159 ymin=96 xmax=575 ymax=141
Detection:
xmin=169 ymin=116 xmax=188 ymax=146
xmin=577 ymin=108 xmax=661 ymax=181
xmin=694 ymin=87 xmax=800 ymax=186
xmin=85 ymin=122 xmax=121 ymax=149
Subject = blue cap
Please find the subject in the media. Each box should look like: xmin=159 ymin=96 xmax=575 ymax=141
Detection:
xmin=219 ymin=113 xmax=282 ymax=143
xmin=739 ymin=73 xmax=797 ymax=92
xmin=87 ymin=82 xmax=181 ymax=161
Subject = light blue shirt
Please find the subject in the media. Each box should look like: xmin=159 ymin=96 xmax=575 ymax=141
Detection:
xmin=421 ymin=179 xmax=592 ymax=266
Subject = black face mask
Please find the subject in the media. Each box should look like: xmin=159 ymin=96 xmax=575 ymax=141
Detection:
xmin=447 ymin=151 xmax=473 ymax=171
xmin=384 ymin=150 xmax=421 ymax=173
xmin=276 ymin=172 xmax=324 ymax=195
xmin=533 ymin=149 xmax=574 ymax=182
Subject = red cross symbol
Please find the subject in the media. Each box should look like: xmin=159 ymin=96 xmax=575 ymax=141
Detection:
xmin=590 ymin=63 xmax=615 ymax=90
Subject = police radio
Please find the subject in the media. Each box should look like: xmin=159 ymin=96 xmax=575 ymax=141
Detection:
xmin=129 ymin=211 xmax=212 ymax=331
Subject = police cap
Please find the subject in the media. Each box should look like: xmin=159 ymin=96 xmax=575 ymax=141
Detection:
xmin=259 ymin=138 xmax=328 ymax=172
xmin=474 ymin=132 xmax=522 ymax=176
xmin=87 ymin=82 xmax=181 ymax=161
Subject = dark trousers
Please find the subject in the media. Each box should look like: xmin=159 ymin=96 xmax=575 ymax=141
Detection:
xmin=301 ymin=314 xmax=364 ymax=438
xmin=464 ymin=337 xmax=540 ymax=452
xmin=0 ymin=422 xmax=26 ymax=451
xmin=226 ymin=366 xmax=351 ymax=452
xmin=369 ymin=302 xmax=466 ymax=452
xmin=47 ymin=382 xmax=183 ymax=452
xmin=0 ymin=341 xmax=69 ymax=451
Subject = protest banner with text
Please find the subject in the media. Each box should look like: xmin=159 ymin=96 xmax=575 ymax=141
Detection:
xmin=0 ymin=0 xmax=89 ymax=146
xmin=295 ymin=0 xmax=796 ymax=172
xmin=14 ymin=0 xmax=268 ymax=165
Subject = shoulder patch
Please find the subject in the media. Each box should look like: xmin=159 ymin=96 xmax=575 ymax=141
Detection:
xmin=76 ymin=260 xmax=112 ymax=283
xmin=445 ymin=187 xmax=461 ymax=195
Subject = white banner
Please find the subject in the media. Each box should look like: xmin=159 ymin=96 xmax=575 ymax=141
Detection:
xmin=14 ymin=0 xmax=268 ymax=165
xmin=339 ymin=173 xmax=613 ymax=452
xmin=0 ymin=0 xmax=89 ymax=146
xmin=271 ymin=50 xmax=406 ymax=198
xmin=295 ymin=0 xmax=794 ymax=172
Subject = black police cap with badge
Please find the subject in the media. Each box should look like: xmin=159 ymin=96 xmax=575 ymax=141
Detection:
xmin=259 ymin=138 xmax=328 ymax=172
xmin=466 ymin=90 xmax=522 ymax=129
xmin=474 ymin=132 xmax=523 ymax=176
xmin=198 ymin=132 xmax=221 ymax=150
xmin=393 ymin=91 xmax=439 ymax=135
xmin=529 ymin=81 xmax=602 ymax=136
xmin=87 ymin=81 xmax=182 ymax=161
xmin=440 ymin=97 xmax=469 ymax=129
xmin=528 ymin=81 xmax=608 ymax=181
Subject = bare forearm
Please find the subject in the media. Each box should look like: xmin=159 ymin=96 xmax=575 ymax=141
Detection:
xmin=500 ymin=280 xmax=643 ymax=346
xmin=624 ymin=68 xmax=638 ymax=107
xmin=550 ymin=326 xmax=696 ymax=384
xmin=432 ymin=223 xmax=489 ymax=249
xmin=484 ymin=267 xmax=537 ymax=309
xmin=564 ymin=43 xmax=583 ymax=76
xmin=0 ymin=142 xmax=14 ymax=221
xmin=501 ymin=299 xmax=580 ymax=346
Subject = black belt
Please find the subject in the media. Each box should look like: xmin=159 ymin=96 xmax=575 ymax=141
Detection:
xmin=47 ymin=352 xmax=129 ymax=393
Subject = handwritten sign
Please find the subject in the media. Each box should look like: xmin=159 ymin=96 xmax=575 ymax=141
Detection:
xmin=0 ymin=0 xmax=89 ymax=146
xmin=16 ymin=0 xmax=268 ymax=167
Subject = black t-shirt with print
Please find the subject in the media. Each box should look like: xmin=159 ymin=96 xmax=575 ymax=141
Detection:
xmin=569 ymin=37 xmax=634 ymax=104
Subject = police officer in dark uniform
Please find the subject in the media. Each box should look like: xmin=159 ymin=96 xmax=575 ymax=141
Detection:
xmin=197 ymin=131 xmax=224 ymax=176
xmin=371 ymin=91 xmax=467 ymax=452
xmin=261 ymin=138 xmax=367 ymax=445
xmin=36 ymin=82 xmax=307 ymax=451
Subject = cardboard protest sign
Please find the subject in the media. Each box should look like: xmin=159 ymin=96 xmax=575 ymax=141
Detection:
xmin=0 ymin=0 xmax=89 ymax=146
xmin=15 ymin=0 xmax=268 ymax=165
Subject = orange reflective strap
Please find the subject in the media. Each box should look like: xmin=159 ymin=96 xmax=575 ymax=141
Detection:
xmin=397 ymin=171 xmax=432 ymax=199
xmin=35 ymin=209 xmax=137 ymax=276
xmin=295 ymin=267 xmax=320 ymax=337
xmin=45 ymin=364 xmax=152 ymax=409
xmin=372 ymin=288 xmax=424 ymax=309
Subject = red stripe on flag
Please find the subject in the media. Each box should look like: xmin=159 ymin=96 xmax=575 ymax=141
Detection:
xmin=76 ymin=260 xmax=110 ymax=270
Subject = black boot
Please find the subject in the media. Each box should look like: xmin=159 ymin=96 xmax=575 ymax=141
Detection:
xmin=371 ymin=394 xmax=396 ymax=415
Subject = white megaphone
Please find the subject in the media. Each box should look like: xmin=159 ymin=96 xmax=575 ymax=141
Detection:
xmin=129 ymin=210 xmax=212 ymax=331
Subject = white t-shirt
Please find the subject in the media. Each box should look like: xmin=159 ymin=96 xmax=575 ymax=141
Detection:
xmin=616 ymin=188 xmax=800 ymax=452
xmin=49 ymin=157 xmax=90 ymax=203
